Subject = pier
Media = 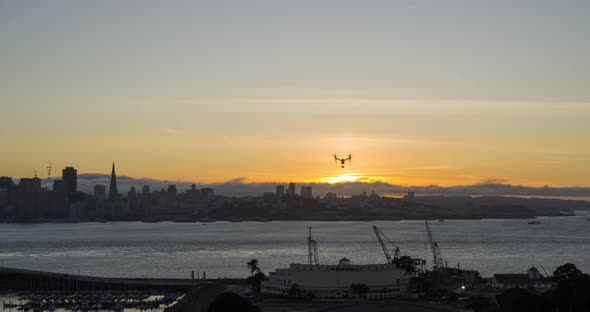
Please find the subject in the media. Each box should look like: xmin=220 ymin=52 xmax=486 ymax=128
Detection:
xmin=0 ymin=267 xmax=245 ymax=292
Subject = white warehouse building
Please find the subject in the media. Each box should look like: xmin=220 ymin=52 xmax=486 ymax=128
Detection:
xmin=262 ymin=257 xmax=412 ymax=299
xmin=262 ymin=227 xmax=415 ymax=299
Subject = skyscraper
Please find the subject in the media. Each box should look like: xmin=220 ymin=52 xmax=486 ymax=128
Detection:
xmin=62 ymin=167 xmax=77 ymax=195
xmin=109 ymin=163 xmax=118 ymax=200
xmin=276 ymin=185 xmax=285 ymax=197
xmin=287 ymin=183 xmax=296 ymax=196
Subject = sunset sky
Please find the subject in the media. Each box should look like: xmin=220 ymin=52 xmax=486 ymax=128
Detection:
xmin=1 ymin=1 xmax=589 ymax=188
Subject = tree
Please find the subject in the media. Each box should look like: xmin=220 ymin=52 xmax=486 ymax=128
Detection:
xmin=208 ymin=292 xmax=261 ymax=312
xmin=246 ymin=271 xmax=267 ymax=290
xmin=551 ymin=263 xmax=590 ymax=312
xmin=350 ymin=283 xmax=369 ymax=298
xmin=288 ymin=284 xmax=302 ymax=298
xmin=553 ymin=263 xmax=582 ymax=282
xmin=247 ymin=259 xmax=260 ymax=276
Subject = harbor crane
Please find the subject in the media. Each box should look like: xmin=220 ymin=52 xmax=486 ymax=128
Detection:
xmin=425 ymin=221 xmax=445 ymax=272
xmin=373 ymin=225 xmax=400 ymax=263
xmin=308 ymin=227 xmax=320 ymax=265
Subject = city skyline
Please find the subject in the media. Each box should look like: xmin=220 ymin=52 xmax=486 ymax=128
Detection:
xmin=1 ymin=1 xmax=590 ymax=187
xmin=4 ymin=163 xmax=590 ymax=199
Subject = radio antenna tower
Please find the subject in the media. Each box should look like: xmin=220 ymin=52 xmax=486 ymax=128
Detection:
xmin=47 ymin=162 xmax=52 ymax=180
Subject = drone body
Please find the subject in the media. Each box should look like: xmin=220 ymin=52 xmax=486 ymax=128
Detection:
xmin=334 ymin=154 xmax=352 ymax=168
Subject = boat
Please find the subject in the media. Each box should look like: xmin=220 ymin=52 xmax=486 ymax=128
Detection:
xmin=528 ymin=221 xmax=542 ymax=225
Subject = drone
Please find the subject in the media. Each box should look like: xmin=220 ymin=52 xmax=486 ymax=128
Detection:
xmin=334 ymin=154 xmax=352 ymax=168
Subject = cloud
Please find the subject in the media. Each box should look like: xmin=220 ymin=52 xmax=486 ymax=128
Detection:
xmin=31 ymin=175 xmax=590 ymax=199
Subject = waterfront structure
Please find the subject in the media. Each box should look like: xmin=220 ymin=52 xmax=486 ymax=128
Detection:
xmin=491 ymin=267 xmax=555 ymax=291
xmin=109 ymin=163 xmax=118 ymax=200
xmin=262 ymin=229 xmax=413 ymax=299
xmin=62 ymin=167 xmax=77 ymax=195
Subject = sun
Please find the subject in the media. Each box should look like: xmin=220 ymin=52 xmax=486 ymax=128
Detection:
xmin=316 ymin=175 xmax=361 ymax=184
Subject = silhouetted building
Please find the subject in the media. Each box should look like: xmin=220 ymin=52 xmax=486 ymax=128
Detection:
xmin=299 ymin=185 xmax=314 ymax=198
xmin=16 ymin=177 xmax=42 ymax=219
xmin=287 ymin=183 xmax=296 ymax=196
xmin=276 ymin=185 xmax=285 ymax=197
xmin=41 ymin=189 xmax=68 ymax=218
xmin=302 ymin=186 xmax=313 ymax=199
xmin=167 ymin=185 xmax=177 ymax=210
xmin=62 ymin=167 xmax=77 ymax=195
xmin=324 ymin=192 xmax=337 ymax=200
xmin=52 ymin=180 xmax=64 ymax=193
xmin=128 ymin=187 xmax=139 ymax=215
xmin=142 ymin=185 xmax=150 ymax=195
xmin=0 ymin=177 xmax=14 ymax=207
xmin=201 ymin=188 xmax=214 ymax=201
xmin=405 ymin=192 xmax=415 ymax=201
xmin=109 ymin=163 xmax=118 ymax=200
xmin=0 ymin=188 xmax=9 ymax=214
xmin=94 ymin=185 xmax=106 ymax=201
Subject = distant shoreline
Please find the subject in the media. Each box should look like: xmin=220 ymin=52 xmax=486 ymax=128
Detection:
xmin=1 ymin=212 xmax=584 ymax=224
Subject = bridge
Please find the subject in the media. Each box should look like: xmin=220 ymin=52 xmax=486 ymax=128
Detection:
xmin=0 ymin=267 xmax=246 ymax=292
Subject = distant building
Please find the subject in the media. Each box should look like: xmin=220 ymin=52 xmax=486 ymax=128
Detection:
xmin=108 ymin=163 xmax=118 ymax=200
xmin=16 ymin=177 xmax=42 ymax=219
xmin=0 ymin=188 xmax=9 ymax=214
xmin=262 ymin=233 xmax=413 ymax=299
xmin=276 ymin=185 xmax=285 ymax=197
xmin=52 ymin=180 xmax=65 ymax=193
xmin=94 ymin=185 xmax=106 ymax=201
xmin=0 ymin=177 xmax=14 ymax=206
xmin=128 ymin=187 xmax=139 ymax=215
xmin=405 ymin=192 xmax=415 ymax=201
xmin=167 ymin=185 xmax=177 ymax=197
xmin=201 ymin=188 xmax=214 ymax=201
xmin=300 ymin=185 xmax=313 ymax=199
xmin=62 ymin=167 xmax=77 ymax=195
xmin=324 ymin=192 xmax=337 ymax=200
xmin=142 ymin=185 xmax=150 ymax=195
xmin=287 ymin=183 xmax=296 ymax=196
xmin=167 ymin=185 xmax=177 ymax=210
xmin=491 ymin=267 xmax=554 ymax=291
